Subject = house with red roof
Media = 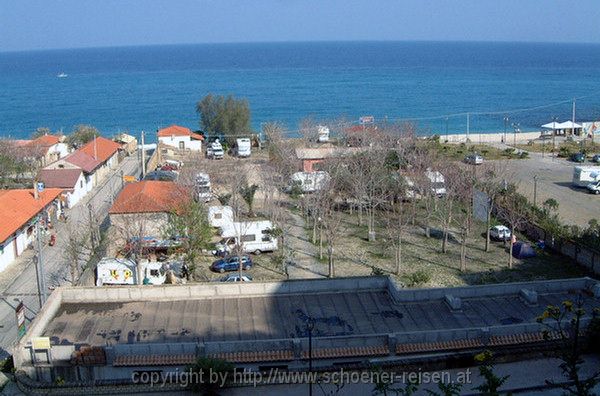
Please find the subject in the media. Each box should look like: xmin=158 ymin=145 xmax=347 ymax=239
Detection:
xmin=40 ymin=136 xmax=122 ymax=206
xmin=14 ymin=134 xmax=70 ymax=167
xmin=109 ymin=180 xmax=190 ymax=242
xmin=157 ymin=125 xmax=204 ymax=152
xmin=0 ymin=188 xmax=63 ymax=272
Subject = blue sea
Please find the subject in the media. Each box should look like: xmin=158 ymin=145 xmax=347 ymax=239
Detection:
xmin=1 ymin=41 xmax=600 ymax=141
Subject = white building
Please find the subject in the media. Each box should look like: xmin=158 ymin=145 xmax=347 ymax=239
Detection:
xmin=157 ymin=125 xmax=204 ymax=152
xmin=0 ymin=188 xmax=63 ymax=273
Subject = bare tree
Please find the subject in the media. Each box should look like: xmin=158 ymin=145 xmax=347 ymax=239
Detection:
xmin=497 ymin=189 xmax=530 ymax=269
xmin=64 ymin=222 xmax=94 ymax=284
xmin=476 ymin=162 xmax=510 ymax=252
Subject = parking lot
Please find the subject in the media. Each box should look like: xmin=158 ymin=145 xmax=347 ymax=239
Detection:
xmin=503 ymin=152 xmax=600 ymax=228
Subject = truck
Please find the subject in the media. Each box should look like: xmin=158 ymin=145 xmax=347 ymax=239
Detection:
xmin=95 ymin=257 xmax=167 ymax=286
xmin=289 ymin=171 xmax=330 ymax=193
xmin=206 ymin=139 xmax=224 ymax=159
xmin=195 ymin=172 xmax=212 ymax=202
xmin=208 ymin=205 xmax=234 ymax=228
xmin=214 ymin=220 xmax=278 ymax=255
xmin=236 ymin=138 xmax=252 ymax=157
xmin=572 ymin=166 xmax=600 ymax=188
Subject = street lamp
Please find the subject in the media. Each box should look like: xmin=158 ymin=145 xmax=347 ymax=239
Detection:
xmin=533 ymin=175 xmax=538 ymax=207
xmin=503 ymin=116 xmax=509 ymax=144
xmin=512 ymin=122 xmax=520 ymax=148
xmin=307 ymin=317 xmax=315 ymax=396
xmin=552 ymin=116 xmax=558 ymax=158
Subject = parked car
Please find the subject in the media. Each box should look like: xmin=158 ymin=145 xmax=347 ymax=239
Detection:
xmin=210 ymin=255 xmax=253 ymax=273
xmin=587 ymin=180 xmax=600 ymax=195
xmin=489 ymin=225 xmax=511 ymax=241
xmin=465 ymin=153 xmax=484 ymax=165
xmin=570 ymin=152 xmax=586 ymax=163
xmin=220 ymin=273 xmax=253 ymax=282
xmin=592 ymin=154 xmax=600 ymax=163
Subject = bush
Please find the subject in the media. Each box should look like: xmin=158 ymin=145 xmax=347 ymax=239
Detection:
xmin=405 ymin=270 xmax=431 ymax=287
xmin=519 ymin=151 xmax=529 ymax=159
xmin=187 ymin=357 xmax=234 ymax=394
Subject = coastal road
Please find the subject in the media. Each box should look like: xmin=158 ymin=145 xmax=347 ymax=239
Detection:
xmin=502 ymin=151 xmax=600 ymax=228
xmin=0 ymin=154 xmax=141 ymax=358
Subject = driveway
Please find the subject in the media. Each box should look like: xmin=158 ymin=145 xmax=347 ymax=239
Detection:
xmin=0 ymin=155 xmax=141 ymax=357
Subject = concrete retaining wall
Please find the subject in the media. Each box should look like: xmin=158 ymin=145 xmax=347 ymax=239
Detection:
xmin=441 ymin=131 xmax=542 ymax=144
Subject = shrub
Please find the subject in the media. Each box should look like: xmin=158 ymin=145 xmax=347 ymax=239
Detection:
xmin=405 ymin=270 xmax=431 ymax=287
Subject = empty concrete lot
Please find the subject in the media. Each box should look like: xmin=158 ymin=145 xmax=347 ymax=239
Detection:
xmin=503 ymin=153 xmax=600 ymax=227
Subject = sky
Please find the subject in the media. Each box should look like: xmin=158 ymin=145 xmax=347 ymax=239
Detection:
xmin=1 ymin=0 xmax=600 ymax=52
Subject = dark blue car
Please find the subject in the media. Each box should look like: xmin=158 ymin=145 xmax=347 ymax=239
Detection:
xmin=210 ymin=255 xmax=253 ymax=273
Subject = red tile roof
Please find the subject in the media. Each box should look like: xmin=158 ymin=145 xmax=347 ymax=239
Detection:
xmin=158 ymin=125 xmax=204 ymax=140
xmin=28 ymin=135 xmax=61 ymax=147
xmin=78 ymin=137 xmax=121 ymax=163
xmin=0 ymin=188 xmax=63 ymax=243
xmin=109 ymin=181 xmax=190 ymax=214
xmin=64 ymin=151 xmax=101 ymax=173
xmin=38 ymin=168 xmax=83 ymax=189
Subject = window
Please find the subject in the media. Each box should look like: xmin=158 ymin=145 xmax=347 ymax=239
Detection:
xmin=214 ymin=213 xmax=222 ymax=219
xmin=179 ymin=141 xmax=185 ymax=149
xmin=80 ymin=180 xmax=83 ymax=188
xmin=241 ymin=234 xmax=255 ymax=243
xmin=150 ymin=269 xmax=159 ymax=277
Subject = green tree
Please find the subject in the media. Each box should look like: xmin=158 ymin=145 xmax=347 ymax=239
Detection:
xmin=163 ymin=200 xmax=213 ymax=276
xmin=66 ymin=124 xmax=100 ymax=148
xmin=472 ymin=350 xmax=509 ymax=396
xmin=187 ymin=357 xmax=234 ymax=395
xmin=196 ymin=94 xmax=252 ymax=144
xmin=537 ymin=299 xmax=600 ymax=395
xmin=240 ymin=183 xmax=259 ymax=217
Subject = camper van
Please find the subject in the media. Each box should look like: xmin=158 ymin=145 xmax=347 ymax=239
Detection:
xmin=236 ymin=138 xmax=252 ymax=157
xmin=572 ymin=166 xmax=600 ymax=188
xmin=206 ymin=139 xmax=224 ymax=159
xmin=195 ymin=172 xmax=212 ymax=202
xmin=208 ymin=205 xmax=234 ymax=228
xmin=95 ymin=257 xmax=167 ymax=286
xmin=425 ymin=169 xmax=447 ymax=196
xmin=289 ymin=171 xmax=330 ymax=193
xmin=214 ymin=220 xmax=278 ymax=255
xmin=317 ymin=125 xmax=330 ymax=143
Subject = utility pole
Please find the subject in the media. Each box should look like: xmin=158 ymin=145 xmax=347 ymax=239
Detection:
xmin=572 ymin=98 xmax=576 ymax=137
xmin=88 ymin=203 xmax=96 ymax=249
xmin=445 ymin=117 xmax=449 ymax=142
xmin=140 ymin=130 xmax=146 ymax=177
xmin=533 ymin=175 xmax=538 ymax=207
xmin=34 ymin=217 xmax=47 ymax=307
xmin=466 ymin=112 xmax=470 ymax=142
xmin=503 ymin=115 xmax=509 ymax=144
xmin=552 ymin=117 xmax=558 ymax=158
xmin=512 ymin=122 xmax=519 ymax=148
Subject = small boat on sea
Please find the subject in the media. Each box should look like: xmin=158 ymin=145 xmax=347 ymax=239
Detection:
xmin=57 ymin=72 xmax=68 ymax=78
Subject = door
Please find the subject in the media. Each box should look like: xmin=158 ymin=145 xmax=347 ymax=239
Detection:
xmin=179 ymin=141 xmax=185 ymax=150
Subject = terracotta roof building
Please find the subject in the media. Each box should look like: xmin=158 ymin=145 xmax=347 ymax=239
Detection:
xmin=157 ymin=125 xmax=204 ymax=152
xmin=0 ymin=188 xmax=64 ymax=272
xmin=13 ymin=135 xmax=70 ymax=166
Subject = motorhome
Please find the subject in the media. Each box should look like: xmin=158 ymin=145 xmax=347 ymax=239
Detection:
xmin=236 ymin=138 xmax=252 ymax=157
xmin=572 ymin=166 xmax=600 ymax=188
xmin=290 ymin=171 xmax=330 ymax=193
xmin=208 ymin=205 xmax=234 ymax=228
xmin=206 ymin=139 xmax=224 ymax=159
xmin=95 ymin=257 xmax=167 ymax=286
xmin=195 ymin=172 xmax=212 ymax=202
xmin=214 ymin=220 xmax=278 ymax=255
xmin=425 ymin=169 xmax=446 ymax=196
xmin=317 ymin=125 xmax=330 ymax=143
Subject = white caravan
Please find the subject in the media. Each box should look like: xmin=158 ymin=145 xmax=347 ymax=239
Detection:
xmin=290 ymin=171 xmax=330 ymax=193
xmin=572 ymin=166 xmax=600 ymax=188
xmin=317 ymin=125 xmax=330 ymax=143
xmin=215 ymin=220 xmax=278 ymax=255
xmin=195 ymin=172 xmax=212 ymax=202
xmin=208 ymin=205 xmax=234 ymax=228
xmin=206 ymin=139 xmax=224 ymax=159
xmin=236 ymin=138 xmax=252 ymax=157
xmin=95 ymin=257 xmax=166 ymax=286
xmin=425 ymin=169 xmax=446 ymax=196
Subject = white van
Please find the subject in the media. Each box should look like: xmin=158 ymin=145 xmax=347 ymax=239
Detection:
xmin=215 ymin=220 xmax=278 ymax=255
xmin=236 ymin=138 xmax=252 ymax=157
xmin=206 ymin=139 xmax=224 ymax=159
xmin=95 ymin=257 xmax=166 ymax=286
xmin=195 ymin=172 xmax=212 ymax=202
xmin=425 ymin=169 xmax=446 ymax=196
xmin=317 ymin=125 xmax=330 ymax=143
xmin=290 ymin=171 xmax=330 ymax=193
xmin=573 ymin=166 xmax=600 ymax=188
xmin=208 ymin=205 xmax=234 ymax=228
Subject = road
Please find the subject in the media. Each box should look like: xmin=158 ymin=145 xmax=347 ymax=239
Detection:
xmin=502 ymin=151 xmax=600 ymax=228
xmin=0 ymin=154 xmax=141 ymax=358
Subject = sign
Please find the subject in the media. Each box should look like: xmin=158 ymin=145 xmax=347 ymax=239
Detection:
xmin=123 ymin=175 xmax=137 ymax=183
xmin=15 ymin=302 xmax=26 ymax=339
xmin=32 ymin=337 xmax=51 ymax=350
xmin=473 ymin=188 xmax=490 ymax=222
xmin=36 ymin=182 xmax=45 ymax=193
xmin=359 ymin=115 xmax=375 ymax=125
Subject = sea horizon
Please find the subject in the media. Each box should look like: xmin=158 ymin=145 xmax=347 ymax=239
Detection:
xmin=2 ymin=40 xmax=600 ymax=141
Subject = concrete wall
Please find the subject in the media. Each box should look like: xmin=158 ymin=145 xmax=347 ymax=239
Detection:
xmin=442 ymin=131 xmax=542 ymax=144
xmin=159 ymin=136 xmax=202 ymax=152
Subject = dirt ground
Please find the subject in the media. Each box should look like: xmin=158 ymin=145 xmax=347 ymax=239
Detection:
xmin=164 ymin=146 xmax=590 ymax=288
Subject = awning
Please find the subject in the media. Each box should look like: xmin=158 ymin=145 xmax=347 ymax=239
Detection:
xmin=556 ymin=121 xmax=582 ymax=129
xmin=541 ymin=122 xmax=562 ymax=129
